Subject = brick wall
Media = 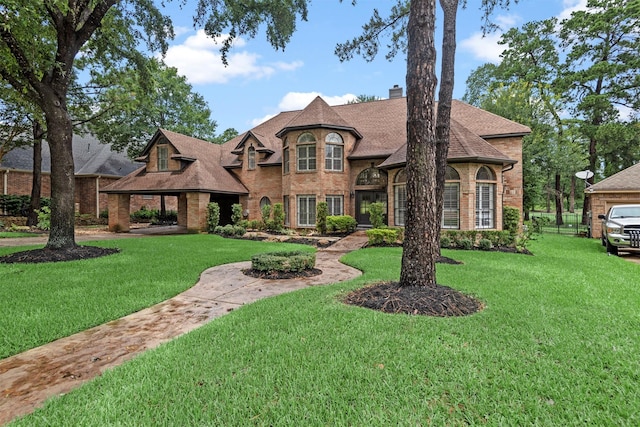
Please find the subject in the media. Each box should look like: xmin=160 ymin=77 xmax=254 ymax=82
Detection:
xmin=588 ymin=192 xmax=640 ymax=239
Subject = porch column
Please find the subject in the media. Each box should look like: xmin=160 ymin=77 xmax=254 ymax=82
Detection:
xmin=185 ymin=192 xmax=209 ymax=232
xmin=108 ymin=193 xmax=130 ymax=232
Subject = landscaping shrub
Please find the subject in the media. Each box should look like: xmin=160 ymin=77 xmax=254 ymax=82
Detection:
xmin=36 ymin=206 xmax=51 ymax=230
xmin=440 ymin=236 xmax=451 ymax=249
xmin=478 ymin=238 xmax=493 ymax=251
xmin=207 ymin=203 xmax=220 ymax=232
xmin=326 ymin=215 xmax=357 ymax=233
xmin=459 ymin=238 xmax=473 ymax=250
xmin=0 ymin=195 xmax=50 ymax=216
xmin=251 ymin=250 xmax=316 ymax=273
xmin=152 ymin=210 xmax=177 ymax=224
xmin=316 ymin=201 xmax=328 ymax=234
xmin=99 ymin=209 xmax=109 ymax=219
xmin=214 ymin=224 xmax=246 ymax=237
xmin=261 ymin=203 xmax=272 ymax=227
xmin=231 ymin=203 xmax=243 ymax=225
xmin=503 ymin=206 xmax=520 ymax=235
xmin=271 ymin=203 xmax=285 ymax=231
xmin=245 ymin=219 xmax=261 ymax=230
xmin=368 ymin=202 xmax=386 ymax=229
xmin=366 ymin=228 xmax=399 ymax=246
xmin=130 ymin=206 xmax=158 ymax=222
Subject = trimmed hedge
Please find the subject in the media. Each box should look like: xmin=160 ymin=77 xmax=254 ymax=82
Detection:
xmin=366 ymin=228 xmax=400 ymax=246
xmin=326 ymin=215 xmax=357 ymax=233
xmin=251 ymin=250 xmax=316 ymax=273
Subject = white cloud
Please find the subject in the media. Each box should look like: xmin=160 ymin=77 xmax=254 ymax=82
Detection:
xmin=250 ymin=92 xmax=358 ymax=127
xmin=459 ymin=32 xmax=505 ymax=63
xmin=558 ymin=0 xmax=588 ymax=21
xmin=162 ymin=30 xmax=302 ymax=84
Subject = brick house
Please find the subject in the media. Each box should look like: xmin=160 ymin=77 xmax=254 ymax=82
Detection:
xmin=1 ymin=134 xmax=149 ymax=217
xmin=586 ymin=162 xmax=640 ymax=239
xmin=103 ymin=88 xmax=530 ymax=232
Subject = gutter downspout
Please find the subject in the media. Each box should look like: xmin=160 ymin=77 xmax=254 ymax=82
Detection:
xmin=96 ymin=176 xmax=101 ymax=218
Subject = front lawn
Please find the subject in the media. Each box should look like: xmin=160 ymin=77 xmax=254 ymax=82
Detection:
xmin=0 ymin=234 xmax=312 ymax=359
xmin=6 ymin=234 xmax=640 ymax=425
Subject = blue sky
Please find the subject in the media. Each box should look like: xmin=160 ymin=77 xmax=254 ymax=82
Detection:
xmin=159 ymin=0 xmax=587 ymax=134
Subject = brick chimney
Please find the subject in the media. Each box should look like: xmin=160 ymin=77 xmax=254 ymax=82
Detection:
xmin=389 ymin=85 xmax=403 ymax=99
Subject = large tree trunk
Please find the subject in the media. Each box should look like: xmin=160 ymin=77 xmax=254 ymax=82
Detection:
xmin=44 ymin=102 xmax=76 ymax=249
xmin=434 ymin=0 xmax=458 ymax=255
xmin=554 ymin=173 xmax=563 ymax=226
xmin=27 ymin=121 xmax=44 ymax=227
xmin=400 ymin=0 xmax=439 ymax=287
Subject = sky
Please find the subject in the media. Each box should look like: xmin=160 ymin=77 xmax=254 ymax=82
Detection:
xmin=157 ymin=0 xmax=588 ymax=134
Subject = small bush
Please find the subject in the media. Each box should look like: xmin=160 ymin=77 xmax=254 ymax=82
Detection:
xmin=271 ymin=203 xmax=285 ymax=231
xmin=99 ymin=209 xmax=109 ymax=219
xmin=246 ymin=219 xmax=261 ymax=230
xmin=251 ymin=250 xmax=316 ymax=273
xmin=503 ymin=206 xmax=520 ymax=235
xmin=261 ymin=203 xmax=272 ymax=226
xmin=440 ymin=236 xmax=451 ymax=249
xmin=131 ymin=206 xmax=158 ymax=222
xmin=366 ymin=228 xmax=399 ymax=246
xmin=368 ymin=202 xmax=386 ymax=229
xmin=459 ymin=238 xmax=473 ymax=250
xmin=214 ymin=224 xmax=246 ymax=237
xmin=316 ymin=202 xmax=329 ymax=234
xmin=36 ymin=206 xmax=51 ymax=230
xmin=478 ymin=238 xmax=493 ymax=251
xmin=231 ymin=203 xmax=243 ymax=225
xmin=326 ymin=215 xmax=357 ymax=233
xmin=207 ymin=202 xmax=220 ymax=232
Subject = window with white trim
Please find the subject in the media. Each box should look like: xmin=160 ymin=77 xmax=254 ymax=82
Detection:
xmin=283 ymin=195 xmax=290 ymax=226
xmin=393 ymin=169 xmax=406 ymax=226
xmin=297 ymin=195 xmax=316 ymax=226
xmin=442 ymin=166 xmax=460 ymax=229
xmin=283 ymin=148 xmax=290 ymax=174
xmin=326 ymin=195 xmax=344 ymax=216
xmin=157 ymin=146 xmax=168 ymax=171
xmin=296 ymin=132 xmax=317 ymax=172
xmin=325 ymin=132 xmax=343 ymax=171
xmin=475 ymin=166 xmax=496 ymax=229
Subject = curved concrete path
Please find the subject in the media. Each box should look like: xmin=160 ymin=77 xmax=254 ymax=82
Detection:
xmin=0 ymin=232 xmax=367 ymax=425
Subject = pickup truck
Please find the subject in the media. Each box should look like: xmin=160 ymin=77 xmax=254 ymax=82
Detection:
xmin=598 ymin=204 xmax=640 ymax=255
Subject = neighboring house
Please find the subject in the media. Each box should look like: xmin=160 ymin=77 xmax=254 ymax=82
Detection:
xmin=1 ymin=134 xmax=145 ymax=217
xmin=586 ymin=162 xmax=640 ymax=239
xmin=103 ymin=87 xmax=530 ymax=233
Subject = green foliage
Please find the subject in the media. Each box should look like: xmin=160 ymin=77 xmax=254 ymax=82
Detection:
xmin=440 ymin=236 xmax=451 ymax=249
xmin=214 ymin=224 xmax=246 ymax=237
xmin=130 ymin=206 xmax=158 ymax=223
xmin=478 ymin=238 xmax=493 ymax=251
xmin=246 ymin=220 xmax=261 ymax=230
xmin=99 ymin=210 xmax=109 ymax=219
xmin=207 ymin=203 xmax=221 ymax=232
xmin=261 ymin=203 xmax=272 ymax=226
xmin=326 ymin=215 xmax=358 ymax=233
xmin=36 ymin=206 xmax=51 ymax=230
xmin=366 ymin=228 xmax=399 ymax=246
xmin=368 ymin=202 xmax=386 ymax=229
xmin=458 ymin=238 xmax=473 ymax=250
xmin=316 ymin=201 xmax=328 ymax=234
xmin=271 ymin=203 xmax=285 ymax=231
xmin=231 ymin=204 xmax=243 ymax=226
xmin=250 ymin=250 xmax=316 ymax=273
xmin=0 ymin=195 xmax=50 ymax=216
xmin=503 ymin=206 xmax=520 ymax=235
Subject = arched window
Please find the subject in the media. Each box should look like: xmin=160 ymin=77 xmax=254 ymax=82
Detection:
xmin=356 ymin=167 xmax=387 ymax=187
xmin=443 ymin=166 xmax=460 ymax=229
xmin=393 ymin=169 xmax=406 ymax=226
xmin=476 ymin=166 xmax=496 ymax=229
xmin=260 ymin=197 xmax=271 ymax=208
xmin=297 ymin=133 xmax=316 ymax=171
xmin=247 ymin=146 xmax=256 ymax=170
xmin=325 ymin=132 xmax=343 ymax=171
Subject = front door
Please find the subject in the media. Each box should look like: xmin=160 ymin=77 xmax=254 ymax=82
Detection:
xmin=355 ymin=191 xmax=387 ymax=226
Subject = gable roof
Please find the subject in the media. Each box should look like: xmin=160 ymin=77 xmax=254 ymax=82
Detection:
xmin=587 ymin=162 xmax=640 ymax=193
xmin=275 ymin=96 xmax=362 ymax=138
xmin=1 ymin=134 xmax=141 ymax=177
xmin=102 ymin=129 xmax=248 ymax=195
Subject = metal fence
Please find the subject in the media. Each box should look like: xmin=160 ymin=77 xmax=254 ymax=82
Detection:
xmin=530 ymin=212 xmax=590 ymax=236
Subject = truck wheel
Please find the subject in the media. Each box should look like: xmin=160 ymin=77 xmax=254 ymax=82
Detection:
xmin=606 ymin=240 xmax=619 ymax=256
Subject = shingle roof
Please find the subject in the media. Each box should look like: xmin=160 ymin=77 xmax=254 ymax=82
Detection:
xmin=102 ymin=129 xmax=248 ymax=194
xmin=1 ymin=134 xmax=141 ymax=177
xmin=379 ymin=118 xmax=517 ymax=169
xmin=221 ymin=97 xmax=530 ymax=167
xmin=587 ymin=163 xmax=640 ymax=193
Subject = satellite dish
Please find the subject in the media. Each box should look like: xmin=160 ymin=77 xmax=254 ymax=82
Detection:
xmin=575 ymin=170 xmax=594 ymax=180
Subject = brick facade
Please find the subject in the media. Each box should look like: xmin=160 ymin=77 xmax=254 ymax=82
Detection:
xmin=588 ymin=192 xmax=640 ymax=239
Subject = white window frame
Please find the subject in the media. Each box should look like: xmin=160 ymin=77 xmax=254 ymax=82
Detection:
xmin=326 ymin=195 xmax=344 ymax=216
xmin=247 ymin=146 xmax=256 ymax=170
xmin=297 ymin=195 xmax=316 ymax=227
xmin=476 ymin=183 xmax=495 ymax=229
xmin=325 ymin=144 xmax=343 ymax=171
xmin=283 ymin=148 xmax=290 ymax=174
xmin=297 ymin=144 xmax=316 ymax=171
xmin=442 ymin=183 xmax=460 ymax=229
xmin=157 ymin=146 xmax=168 ymax=171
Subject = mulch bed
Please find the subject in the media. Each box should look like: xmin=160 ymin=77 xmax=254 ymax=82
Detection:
xmin=344 ymin=281 xmax=483 ymax=317
xmin=0 ymin=246 xmax=120 ymax=264
xmin=242 ymin=268 xmax=323 ymax=280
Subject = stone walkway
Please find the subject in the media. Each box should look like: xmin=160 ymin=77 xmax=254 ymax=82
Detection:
xmin=0 ymin=231 xmax=368 ymax=425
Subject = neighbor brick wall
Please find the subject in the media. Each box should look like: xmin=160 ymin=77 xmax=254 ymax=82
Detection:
xmin=2 ymin=169 xmax=51 ymax=197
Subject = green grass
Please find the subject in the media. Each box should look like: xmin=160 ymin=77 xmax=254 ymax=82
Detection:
xmin=0 ymin=232 xmax=39 ymax=238
xmin=0 ymin=235 xmax=312 ymax=359
xmin=7 ymin=234 xmax=640 ymax=425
